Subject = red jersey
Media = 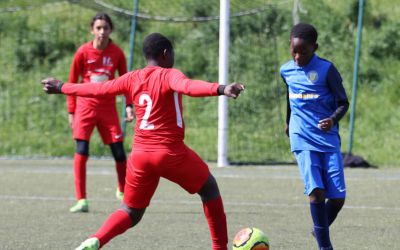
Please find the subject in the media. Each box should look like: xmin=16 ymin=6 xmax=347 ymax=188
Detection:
xmin=62 ymin=66 xmax=219 ymax=149
xmin=67 ymin=40 xmax=128 ymax=113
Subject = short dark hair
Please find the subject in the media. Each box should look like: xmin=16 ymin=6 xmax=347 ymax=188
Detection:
xmin=91 ymin=12 xmax=113 ymax=30
xmin=290 ymin=23 xmax=318 ymax=44
xmin=142 ymin=33 xmax=173 ymax=59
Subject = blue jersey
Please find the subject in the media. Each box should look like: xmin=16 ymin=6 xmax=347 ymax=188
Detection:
xmin=280 ymin=54 xmax=347 ymax=152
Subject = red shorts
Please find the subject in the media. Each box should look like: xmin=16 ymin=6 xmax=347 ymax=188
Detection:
xmin=123 ymin=143 xmax=210 ymax=208
xmin=73 ymin=106 xmax=123 ymax=145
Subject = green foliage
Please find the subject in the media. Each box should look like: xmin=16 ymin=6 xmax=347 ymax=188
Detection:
xmin=369 ymin=21 xmax=400 ymax=60
xmin=0 ymin=0 xmax=399 ymax=166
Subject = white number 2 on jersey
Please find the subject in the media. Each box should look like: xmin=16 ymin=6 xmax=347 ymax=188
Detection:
xmin=139 ymin=94 xmax=155 ymax=130
xmin=138 ymin=93 xmax=183 ymax=130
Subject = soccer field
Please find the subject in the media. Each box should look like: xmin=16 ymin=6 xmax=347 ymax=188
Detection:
xmin=0 ymin=159 xmax=399 ymax=250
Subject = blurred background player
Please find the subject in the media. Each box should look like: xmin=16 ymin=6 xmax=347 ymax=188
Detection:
xmin=42 ymin=32 xmax=244 ymax=250
xmin=67 ymin=12 xmax=134 ymax=213
xmin=280 ymin=23 xmax=349 ymax=250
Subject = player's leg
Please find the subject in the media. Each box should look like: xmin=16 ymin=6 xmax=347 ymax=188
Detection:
xmin=74 ymin=204 xmax=145 ymax=250
xmin=94 ymin=204 xmax=145 ymax=245
xmin=324 ymin=151 xmax=346 ymax=226
xmin=75 ymin=151 xmax=158 ymax=249
xmin=326 ymin=198 xmax=345 ymax=226
xmin=98 ymin=107 xmax=126 ymax=200
xmin=162 ymin=144 xmax=228 ymax=250
xmin=71 ymin=107 xmax=96 ymax=213
xmin=198 ymin=174 xmax=228 ymax=250
xmin=294 ymin=150 xmax=332 ymax=250
xmin=309 ymin=188 xmax=332 ymax=250
xmin=109 ymin=141 xmax=127 ymax=200
xmin=70 ymin=139 xmax=90 ymax=213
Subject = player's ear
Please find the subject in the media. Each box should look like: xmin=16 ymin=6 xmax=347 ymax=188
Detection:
xmin=162 ymin=49 xmax=169 ymax=58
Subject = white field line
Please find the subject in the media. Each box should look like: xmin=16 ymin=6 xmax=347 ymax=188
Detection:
xmin=2 ymin=167 xmax=400 ymax=181
xmin=0 ymin=195 xmax=399 ymax=212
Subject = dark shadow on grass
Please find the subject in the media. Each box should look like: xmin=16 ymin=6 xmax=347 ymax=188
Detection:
xmin=342 ymin=152 xmax=378 ymax=168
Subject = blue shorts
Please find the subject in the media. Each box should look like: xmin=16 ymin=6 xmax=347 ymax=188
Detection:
xmin=293 ymin=150 xmax=346 ymax=199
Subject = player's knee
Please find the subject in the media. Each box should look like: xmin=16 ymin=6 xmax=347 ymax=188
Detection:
xmin=121 ymin=203 xmax=145 ymax=226
xmin=76 ymin=140 xmax=89 ymax=155
xmin=309 ymin=188 xmax=325 ymax=203
xmin=110 ymin=142 xmax=126 ymax=162
xmin=198 ymin=174 xmax=220 ymax=202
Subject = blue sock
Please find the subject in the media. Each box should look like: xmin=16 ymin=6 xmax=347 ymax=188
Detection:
xmin=326 ymin=200 xmax=341 ymax=226
xmin=310 ymin=202 xmax=332 ymax=249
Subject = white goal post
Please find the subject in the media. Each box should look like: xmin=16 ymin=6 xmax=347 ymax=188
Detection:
xmin=217 ymin=0 xmax=230 ymax=167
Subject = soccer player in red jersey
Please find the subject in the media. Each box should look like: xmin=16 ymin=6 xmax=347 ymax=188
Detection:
xmin=67 ymin=13 xmax=134 ymax=213
xmin=42 ymin=33 xmax=244 ymax=250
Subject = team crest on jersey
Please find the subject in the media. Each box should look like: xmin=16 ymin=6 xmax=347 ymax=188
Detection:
xmin=103 ymin=56 xmax=114 ymax=67
xmin=307 ymin=71 xmax=318 ymax=83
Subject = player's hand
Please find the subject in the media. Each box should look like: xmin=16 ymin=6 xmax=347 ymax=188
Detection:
xmin=224 ymin=82 xmax=245 ymax=99
xmin=318 ymin=118 xmax=333 ymax=132
xmin=41 ymin=77 xmax=64 ymax=94
xmin=125 ymin=106 xmax=134 ymax=122
xmin=68 ymin=113 xmax=74 ymax=129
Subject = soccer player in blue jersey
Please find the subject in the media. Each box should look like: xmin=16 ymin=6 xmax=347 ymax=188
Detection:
xmin=280 ymin=23 xmax=349 ymax=250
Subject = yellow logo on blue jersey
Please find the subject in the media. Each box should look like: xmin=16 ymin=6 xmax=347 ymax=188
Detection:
xmin=307 ymin=70 xmax=319 ymax=83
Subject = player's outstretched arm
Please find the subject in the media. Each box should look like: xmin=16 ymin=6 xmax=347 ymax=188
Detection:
xmin=41 ymin=73 xmax=132 ymax=97
xmin=41 ymin=77 xmax=64 ymax=94
xmin=219 ymin=82 xmax=245 ymax=99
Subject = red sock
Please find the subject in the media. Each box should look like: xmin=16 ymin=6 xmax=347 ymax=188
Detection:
xmin=115 ymin=161 xmax=126 ymax=192
xmin=91 ymin=209 xmax=132 ymax=247
xmin=203 ymin=196 xmax=228 ymax=250
xmin=73 ymin=153 xmax=88 ymax=200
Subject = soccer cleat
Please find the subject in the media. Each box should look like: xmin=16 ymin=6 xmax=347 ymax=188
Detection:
xmin=69 ymin=199 xmax=89 ymax=213
xmin=74 ymin=237 xmax=100 ymax=250
xmin=115 ymin=188 xmax=124 ymax=200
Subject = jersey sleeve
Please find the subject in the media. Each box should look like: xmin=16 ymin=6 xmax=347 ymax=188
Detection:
xmin=62 ymin=71 xmax=133 ymax=98
xmin=66 ymin=50 xmax=84 ymax=113
xmin=281 ymin=75 xmax=291 ymax=126
xmin=166 ymin=68 xmax=219 ymax=97
xmin=327 ymin=64 xmax=349 ymax=123
xmin=327 ymin=64 xmax=348 ymax=102
xmin=116 ymin=49 xmax=132 ymax=106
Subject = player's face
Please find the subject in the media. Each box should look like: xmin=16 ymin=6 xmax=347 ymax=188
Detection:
xmin=290 ymin=37 xmax=317 ymax=67
xmin=91 ymin=19 xmax=112 ymax=43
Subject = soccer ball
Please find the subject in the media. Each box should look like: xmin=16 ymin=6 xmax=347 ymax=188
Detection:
xmin=232 ymin=227 xmax=269 ymax=250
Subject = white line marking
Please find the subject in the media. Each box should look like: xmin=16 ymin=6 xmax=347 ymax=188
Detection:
xmin=0 ymin=195 xmax=398 ymax=211
xmin=2 ymin=168 xmax=400 ymax=181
